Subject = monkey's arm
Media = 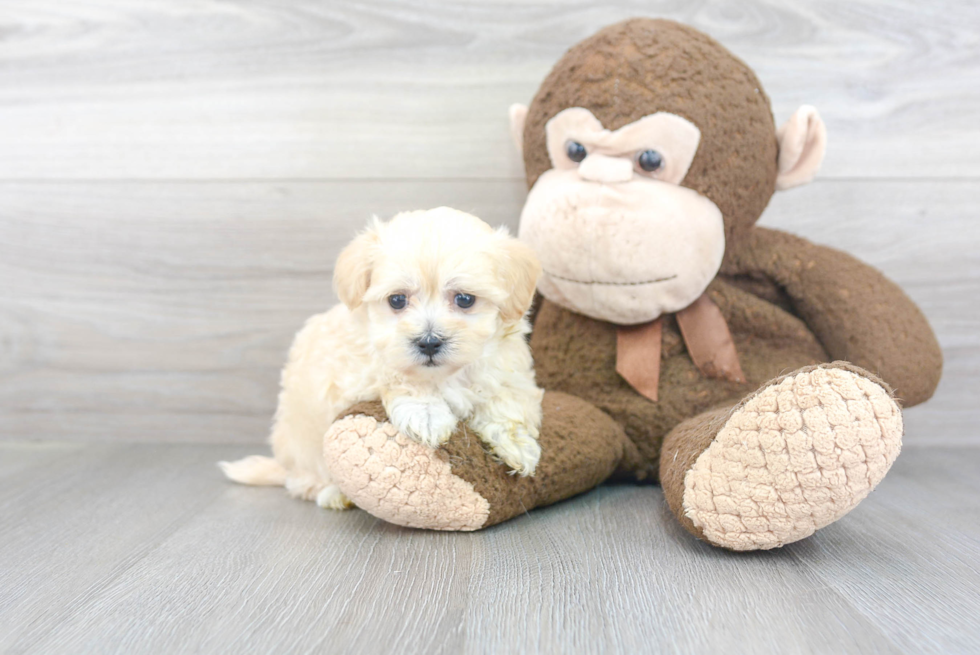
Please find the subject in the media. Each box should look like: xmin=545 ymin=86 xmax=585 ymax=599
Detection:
xmin=726 ymin=226 xmax=942 ymax=406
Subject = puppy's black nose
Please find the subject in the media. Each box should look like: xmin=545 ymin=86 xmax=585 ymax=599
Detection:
xmin=416 ymin=334 xmax=443 ymax=357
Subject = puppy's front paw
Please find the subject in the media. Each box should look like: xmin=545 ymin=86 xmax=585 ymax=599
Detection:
xmin=476 ymin=423 xmax=541 ymax=477
xmin=388 ymin=398 xmax=458 ymax=447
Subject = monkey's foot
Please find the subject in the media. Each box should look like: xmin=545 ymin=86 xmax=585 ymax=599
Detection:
xmin=323 ymin=393 xmax=635 ymax=531
xmin=661 ymin=363 xmax=903 ymax=551
xmin=323 ymin=413 xmax=490 ymax=531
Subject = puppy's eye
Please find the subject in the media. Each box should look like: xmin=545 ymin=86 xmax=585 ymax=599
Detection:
xmin=636 ymin=149 xmax=664 ymax=172
xmin=565 ymin=140 xmax=587 ymax=163
xmin=388 ymin=294 xmax=407 ymax=310
xmin=454 ymin=293 xmax=476 ymax=309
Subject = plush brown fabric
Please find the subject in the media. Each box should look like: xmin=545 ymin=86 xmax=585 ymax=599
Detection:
xmin=530 ymin=275 xmax=831 ymax=481
xmin=342 ymin=400 xmax=392 ymax=425
xmin=529 ymin=223 xmax=941 ymax=480
xmin=724 ymin=228 xmax=943 ymax=406
xmin=659 ymin=406 xmax=731 ymax=542
xmin=522 ymin=18 xmax=778 ymax=251
xmin=341 ymin=392 xmax=643 ymax=528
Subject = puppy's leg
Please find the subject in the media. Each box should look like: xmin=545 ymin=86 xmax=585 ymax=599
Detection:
xmin=385 ymin=395 xmax=458 ymax=447
xmin=469 ymin=420 xmax=541 ymax=477
xmin=469 ymin=388 xmax=543 ymax=477
xmin=283 ymin=470 xmax=324 ymax=501
xmin=282 ymin=470 xmax=353 ymax=510
xmin=270 ymin=376 xmax=353 ymax=510
xmin=316 ymin=485 xmax=354 ymax=510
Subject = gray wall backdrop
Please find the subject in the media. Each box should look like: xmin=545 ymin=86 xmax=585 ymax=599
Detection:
xmin=1 ymin=0 xmax=977 ymax=445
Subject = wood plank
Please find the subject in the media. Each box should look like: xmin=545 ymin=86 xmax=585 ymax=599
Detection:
xmin=4 ymin=443 xmax=977 ymax=654
xmin=0 ymin=179 xmax=525 ymax=443
xmin=457 ymin=487 xmax=902 ymax=655
xmin=0 ymin=0 xmax=978 ymax=179
xmin=24 ymin=483 xmax=471 ymax=655
xmin=0 ymin=441 xmax=82 ymax=480
xmin=789 ymin=446 xmax=980 ymax=653
xmin=21 ymin=443 xmax=977 ymax=654
xmin=1 ymin=179 xmax=976 ymax=444
xmin=0 ymin=442 xmax=241 ymax=654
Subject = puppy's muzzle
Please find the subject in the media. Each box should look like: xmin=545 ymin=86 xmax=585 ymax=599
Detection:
xmin=414 ymin=333 xmax=444 ymax=363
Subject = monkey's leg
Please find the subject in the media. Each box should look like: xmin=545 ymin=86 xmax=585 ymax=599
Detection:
xmin=660 ymin=363 xmax=903 ymax=551
xmin=322 ymin=391 xmax=640 ymax=531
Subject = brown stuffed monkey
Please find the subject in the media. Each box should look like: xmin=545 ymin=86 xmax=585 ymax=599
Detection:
xmin=321 ymin=18 xmax=942 ymax=550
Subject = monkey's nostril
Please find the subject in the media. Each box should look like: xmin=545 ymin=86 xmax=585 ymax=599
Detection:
xmin=416 ymin=334 xmax=443 ymax=357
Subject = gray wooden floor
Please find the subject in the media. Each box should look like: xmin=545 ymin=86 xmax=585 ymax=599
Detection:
xmin=0 ymin=442 xmax=978 ymax=655
xmin=2 ymin=1 xmax=980 ymax=653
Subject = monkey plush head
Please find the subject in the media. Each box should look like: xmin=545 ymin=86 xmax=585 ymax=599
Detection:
xmin=510 ymin=18 xmax=826 ymax=325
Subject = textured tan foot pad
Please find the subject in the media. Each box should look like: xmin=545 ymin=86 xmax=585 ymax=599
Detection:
xmin=683 ymin=366 xmax=903 ymax=551
xmin=323 ymin=415 xmax=490 ymax=531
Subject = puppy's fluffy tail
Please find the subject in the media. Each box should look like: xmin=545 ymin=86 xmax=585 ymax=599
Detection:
xmin=218 ymin=455 xmax=287 ymax=487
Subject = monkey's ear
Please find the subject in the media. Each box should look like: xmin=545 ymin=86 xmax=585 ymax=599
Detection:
xmin=333 ymin=220 xmax=383 ymax=310
xmin=776 ymin=105 xmax=827 ymax=191
xmin=509 ymin=104 xmax=528 ymax=157
xmin=494 ymin=232 xmax=541 ymax=324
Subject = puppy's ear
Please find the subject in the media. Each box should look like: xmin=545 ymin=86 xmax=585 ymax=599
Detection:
xmin=334 ymin=220 xmax=382 ymax=310
xmin=493 ymin=232 xmax=541 ymax=323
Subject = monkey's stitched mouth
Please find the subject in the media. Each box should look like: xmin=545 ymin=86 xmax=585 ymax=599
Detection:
xmin=544 ymin=271 xmax=678 ymax=286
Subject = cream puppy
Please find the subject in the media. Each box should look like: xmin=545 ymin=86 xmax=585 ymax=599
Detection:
xmin=219 ymin=207 xmax=544 ymax=509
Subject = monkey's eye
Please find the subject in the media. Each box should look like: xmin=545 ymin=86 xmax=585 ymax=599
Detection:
xmin=388 ymin=294 xmax=407 ymax=310
xmin=637 ymin=149 xmax=664 ymax=172
xmin=454 ymin=293 xmax=476 ymax=309
xmin=565 ymin=140 xmax=587 ymax=163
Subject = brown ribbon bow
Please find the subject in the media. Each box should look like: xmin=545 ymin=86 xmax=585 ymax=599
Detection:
xmin=615 ymin=293 xmax=746 ymax=402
